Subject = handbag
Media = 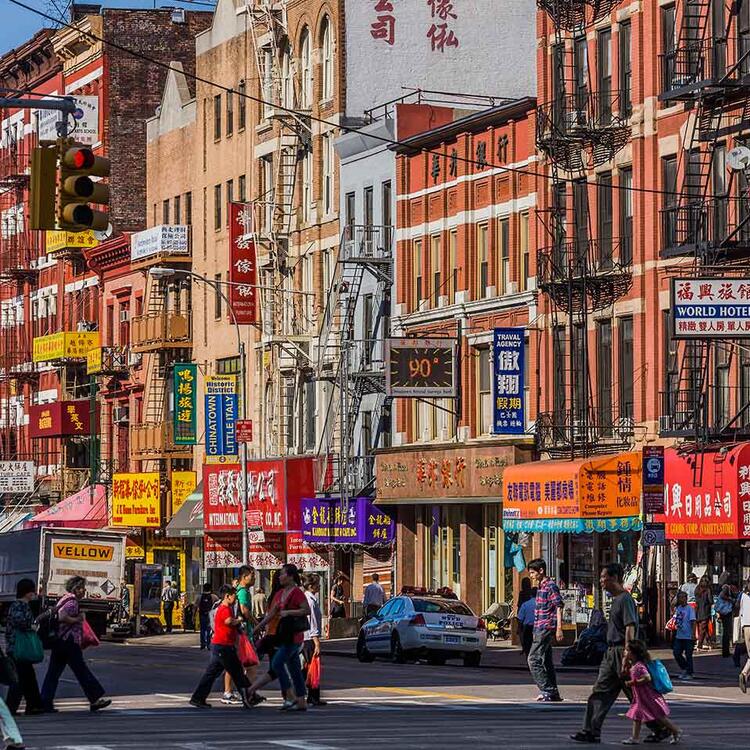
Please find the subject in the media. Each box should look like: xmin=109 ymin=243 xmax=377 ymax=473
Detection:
xmin=81 ymin=619 xmax=100 ymax=650
xmin=237 ymin=633 xmax=259 ymax=667
xmin=277 ymin=614 xmax=309 ymax=643
xmin=11 ymin=629 xmax=44 ymax=664
xmin=306 ymin=653 xmax=321 ymax=689
xmin=733 ymin=616 xmax=743 ymax=645
xmin=646 ymin=659 xmax=673 ymax=695
xmin=665 ymin=614 xmax=678 ymax=632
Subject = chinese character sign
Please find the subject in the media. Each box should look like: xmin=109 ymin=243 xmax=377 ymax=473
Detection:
xmin=671 ymin=277 xmax=750 ymax=338
xmin=492 ymin=328 xmax=525 ymax=435
xmin=370 ymin=0 xmax=396 ymax=45
xmin=229 ymin=202 xmax=258 ymax=325
xmin=111 ymin=472 xmax=161 ymax=528
xmin=171 ymin=470 xmax=197 ymax=516
xmin=204 ymin=376 xmax=238 ymax=458
xmin=173 ymin=364 xmax=197 ymax=445
xmin=0 ymin=461 xmax=34 ymax=493
xmin=301 ymin=497 xmax=394 ymax=544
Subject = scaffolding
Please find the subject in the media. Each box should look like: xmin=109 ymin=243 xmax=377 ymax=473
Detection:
xmin=535 ymin=0 xmax=634 ymax=458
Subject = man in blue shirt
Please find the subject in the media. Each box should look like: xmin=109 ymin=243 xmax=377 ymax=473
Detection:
xmin=673 ymin=590 xmax=697 ymax=680
xmin=517 ymin=589 xmax=537 ymax=656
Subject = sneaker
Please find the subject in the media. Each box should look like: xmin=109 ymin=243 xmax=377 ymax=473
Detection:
xmin=189 ymin=699 xmax=211 ymax=708
xmin=622 ymin=740 xmax=640 ymax=745
xmin=669 ymin=733 xmax=682 ymax=745
xmin=90 ymin=698 xmax=111 ymax=712
xmin=740 ymin=673 xmax=748 ymax=693
xmin=279 ymin=699 xmax=296 ymax=711
xmin=221 ymin=692 xmax=242 ymax=705
xmin=538 ymin=693 xmax=563 ymax=703
xmin=570 ymin=731 xmax=601 ymax=744
xmin=535 ymin=693 xmax=547 ymax=701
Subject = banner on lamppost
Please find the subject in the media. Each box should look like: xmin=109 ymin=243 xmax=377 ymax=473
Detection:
xmin=229 ymin=202 xmax=258 ymax=324
xmin=204 ymin=375 xmax=238 ymax=459
xmin=173 ymin=364 xmax=197 ymax=445
xmin=492 ymin=327 xmax=525 ymax=435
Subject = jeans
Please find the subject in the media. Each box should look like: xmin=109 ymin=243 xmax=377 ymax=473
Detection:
xmin=0 ymin=696 xmax=23 ymax=746
xmin=673 ymin=637 xmax=695 ymax=675
xmin=6 ymin=658 xmax=42 ymax=713
xmin=720 ymin=613 xmax=733 ymax=657
xmin=163 ymin=601 xmax=174 ymax=632
xmin=521 ymin=625 xmax=534 ymax=656
xmin=271 ymin=642 xmax=305 ymax=698
xmin=199 ymin=613 xmax=212 ymax=649
xmin=191 ymin=644 xmax=249 ymax=704
xmin=40 ymin=637 xmax=105 ymax=709
xmin=527 ymin=629 xmax=558 ymax=696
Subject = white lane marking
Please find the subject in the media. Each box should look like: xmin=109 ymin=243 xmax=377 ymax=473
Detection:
xmin=269 ymin=742 xmax=337 ymax=750
xmin=671 ymin=691 xmax=746 ymax=704
xmin=154 ymin=693 xmax=189 ymax=701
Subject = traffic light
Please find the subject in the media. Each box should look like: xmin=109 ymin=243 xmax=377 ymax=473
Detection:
xmin=29 ymin=145 xmax=58 ymax=230
xmin=56 ymin=138 xmax=111 ymax=231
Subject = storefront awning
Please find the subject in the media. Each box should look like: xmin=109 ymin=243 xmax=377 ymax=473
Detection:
xmin=502 ymin=453 xmax=642 ymax=533
xmin=166 ymin=482 xmax=204 ymax=538
xmin=28 ymin=484 xmax=107 ymax=529
xmin=0 ymin=511 xmax=33 ymax=534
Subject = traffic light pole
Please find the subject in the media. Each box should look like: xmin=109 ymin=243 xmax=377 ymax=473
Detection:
xmin=0 ymin=96 xmax=76 ymax=136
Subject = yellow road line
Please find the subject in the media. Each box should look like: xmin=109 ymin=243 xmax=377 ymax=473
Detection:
xmin=364 ymin=686 xmax=495 ymax=703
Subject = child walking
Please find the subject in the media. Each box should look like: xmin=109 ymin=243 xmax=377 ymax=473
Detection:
xmin=622 ymin=640 xmax=681 ymax=745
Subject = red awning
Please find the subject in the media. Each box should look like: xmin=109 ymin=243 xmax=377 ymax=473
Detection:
xmin=29 ymin=484 xmax=107 ymax=529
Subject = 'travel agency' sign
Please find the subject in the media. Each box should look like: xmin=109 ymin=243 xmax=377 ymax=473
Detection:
xmin=671 ymin=278 xmax=750 ymax=338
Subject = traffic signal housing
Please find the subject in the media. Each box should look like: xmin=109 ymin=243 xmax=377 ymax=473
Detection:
xmin=56 ymin=139 xmax=111 ymax=231
xmin=29 ymin=145 xmax=58 ymax=230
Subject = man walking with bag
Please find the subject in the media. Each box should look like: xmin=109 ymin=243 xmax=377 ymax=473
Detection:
xmin=162 ymin=581 xmax=179 ymax=634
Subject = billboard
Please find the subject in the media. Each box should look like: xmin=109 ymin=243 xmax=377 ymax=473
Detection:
xmin=130 ymin=225 xmax=190 ymax=262
xmin=671 ymin=278 xmax=750 ymax=338
xmin=0 ymin=461 xmax=34 ymax=494
xmin=111 ymin=473 xmax=161 ymax=528
xmin=228 ymin=202 xmax=258 ymax=324
xmin=29 ymin=401 xmax=92 ymax=439
xmin=32 ymin=332 xmax=100 ymax=363
xmin=492 ymin=328 xmax=525 ymax=435
xmin=385 ymin=338 xmax=456 ymax=397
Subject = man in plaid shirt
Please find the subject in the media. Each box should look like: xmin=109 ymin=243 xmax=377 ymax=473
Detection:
xmin=527 ymin=558 xmax=564 ymax=702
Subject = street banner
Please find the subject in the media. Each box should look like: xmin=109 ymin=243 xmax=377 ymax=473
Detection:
xmin=223 ymin=393 xmax=238 ymax=457
xmin=301 ymin=497 xmax=394 ymax=545
xmin=111 ymin=472 xmax=161 ymax=528
xmin=171 ymin=471 xmax=197 ymax=516
xmin=0 ymin=461 xmax=34 ymax=493
xmin=229 ymin=202 xmax=258 ymax=324
xmin=173 ymin=364 xmax=197 ymax=445
xmin=492 ymin=327 xmax=525 ymax=435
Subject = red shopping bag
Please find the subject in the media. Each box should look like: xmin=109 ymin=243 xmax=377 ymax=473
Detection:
xmin=708 ymin=618 xmax=715 ymax=637
xmin=306 ymin=654 xmax=321 ymax=689
xmin=237 ymin=633 xmax=259 ymax=667
xmin=81 ymin=619 xmax=100 ymax=650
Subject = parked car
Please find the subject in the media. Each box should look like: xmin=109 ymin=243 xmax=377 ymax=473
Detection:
xmin=357 ymin=592 xmax=486 ymax=667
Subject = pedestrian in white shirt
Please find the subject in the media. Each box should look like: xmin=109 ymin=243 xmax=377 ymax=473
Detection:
xmin=738 ymin=580 xmax=750 ymax=693
xmin=363 ymin=573 xmax=386 ymax=619
xmin=302 ymin=574 xmax=325 ymax=706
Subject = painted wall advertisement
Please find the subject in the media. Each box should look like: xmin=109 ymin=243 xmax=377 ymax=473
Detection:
xmin=0 ymin=461 xmax=34 ymax=493
xmin=492 ymin=327 xmax=525 ymax=435
xmin=111 ymin=472 xmax=161 ymax=528
xmin=301 ymin=497 xmax=394 ymax=545
xmin=204 ymin=375 xmax=237 ymax=459
xmin=173 ymin=363 xmax=197 ymax=445
xmin=228 ymin=202 xmax=258 ymax=324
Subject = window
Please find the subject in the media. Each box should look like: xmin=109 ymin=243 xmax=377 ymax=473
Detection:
xmin=714 ymin=343 xmax=730 ymax=429
xmin=597 ymin=29 xmax=612 ymax=122
xmin=362 ymin=293 xmax=374 ymax=365
xmin=106 ymin=304 xmax=114 ymax=347
xmin=262 ymin=47 xmax=274 ymax=119
xmin=477 ymin=223 xmax=489 ymax=299
xmin=214 ymin=184 xmax=221 ymax=230
xmin=710 ymin=0 xmax=726 ymax=77
xmin=173 ymin=194 xmax=181 ymax=225
xmin=162 ymin=199 xmax=170 ymax=225
xmin=238 ymin=80 xmax=246 ymax=130
xmin=345 ymin=192 xmax=355 ymax=236
xmin=430 ymin=234 xmax=441 ymax=305
xmin=573 ymin=179 xmax=588 ymax=271
xmin=414 ymin=239 xmax=423 ymax=308
xmin=618 ymin=316 xmax=634 ymax=419
xmin=238 ymin=174 xmax=246 ymax=203
xmin=322 ymin=134 xmax=333 ymax=215
xmin=302 ymin=148 xmax=312 ymax=223
xmin=596 ymin=320 xmax=612 ymax=432
xmin=226 ymin=90 xmax=234 ymax=136
xmin=574 ymin=35 xmax=588 ymax=111
xmin=619 ymin=168 xmax=633 ymax=264
xmin=552 ymin=43 xmax=565 ymax=122
xmin=448 ymin=229 xmax=457 ymax=302
xmin=740 ymin=0 xmax=750 ymax=76
xmin=499 ymin=218 xmax=510 ymax=294
xmin=321 ymin=16 xmax=333 ymax=102
xmin=662 ymin=5 xmax=676 ymax=93
xmin=184 ymin=192 xmax=192 ymax=225
xmin=214 ymin=273 xmax=222 ymax=319
xmin=381 ymin=180 xmax=392 ymax=237
xmin=261 ymin=156 xmax=273 ymax=231
xmin=520 ymin=212 xmax=530 ymax=291
xmin=713 ymin=145 xmax=728 ymax=241
xmin=226 ymin=179 xmax=234 ymax=216
xmin=281 ymin=46 xmax=293 ymax=108
xmin=619 ymin=20 xmax=632 ymax=116
xmin=213 ymin=94 xmax=221 ymax=140
xmin=663 ymin=309 xmax=678 ymax=405
xmin=304 ymin=376 xmax=316 ymax=451
xmin=662 ymin=156 xmax=678 ymax=249
xmin=598 ymin=171 xmax=613 ymax=268
xmin=216 ymin=356 xmax=240 ymax=375
xmin=478 ymin=348 xmax=492 ymax=435
xmin=553 ymin=327 xmax=566 ymax=422
xmin=300 ymin=28 xmax=312 ymax=108
xmin=364 ymin=186 xmax=374 ymax=227
xmin=119 ymin=302 xmax=130 ymax=347
xmin=572 ymin=323 xmax=586 ymax=419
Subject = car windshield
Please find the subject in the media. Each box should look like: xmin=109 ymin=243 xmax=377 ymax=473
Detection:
xmin=412 ymin=598 xmax=473 ymax=616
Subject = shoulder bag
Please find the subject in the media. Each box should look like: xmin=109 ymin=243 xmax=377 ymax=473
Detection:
xmin=11 ymin=629 xmax=44 ymax=664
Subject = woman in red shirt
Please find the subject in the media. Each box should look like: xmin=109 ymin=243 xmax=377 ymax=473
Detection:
xmin=249 ymin=564 xmax=310 ymax=711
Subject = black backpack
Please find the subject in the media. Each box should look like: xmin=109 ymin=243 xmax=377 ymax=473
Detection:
xmin=198 ymin=593 xmax=214 ymax=615
xmin=36 ymin=605 xmax=60 ymax=650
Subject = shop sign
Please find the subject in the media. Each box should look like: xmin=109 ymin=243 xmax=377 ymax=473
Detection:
xmin=45 ymin=230 xmax=98 ymax=254
xmin=125 ymin=538 xmax=145 ymax=559
xmin=29 ymin=401 xmax=91 ymax=439
xmin=642 ymin=522 xmax=666 ymax=547
xmin=173 ymin=364 xmax=197 ymax=445
xmin=671 ymin=278 xmax=750 ymax=338
xmin=301 ymin=497 xmax=394 ymax=545
xmin=86 ymin=347 xmax=102 ymax=375
xmin=492 ymin=327 xmax=525 ymax=435
xmin=0 ymin=461 xmax=34 ymax=493
xmin=38 ymin=95 xmax=99 ymax=145
xmin=228 ymin=202 xmax=258 ymax=324
xmin=385 ymin=338 xmax=456 ymax=397
xmin=286 ymin=533 xmax=329 ymax=570
xmin=204 ymin=532 xmax=285 ymax=569
xmin=204 ymin=376 xmax=237 ymax=459
xmin=236 ymin=420 xmax=253 ymax=443
xmin=32 ymin=332 xmax=99 ymax=363
xmin=642 ymin=445 xmax=665 ymax=515
xmin=171 ymin=471 xmax=196 ymax=516
xmin=111 ymin=472 xmax=161 ymax=528
xmin=130 ymin=224 xmax=189 ymax=262
xmin=376 ymin=444 xmax=519 ymax=502
xmin=247 ymin=509 xmax=265 ymax=543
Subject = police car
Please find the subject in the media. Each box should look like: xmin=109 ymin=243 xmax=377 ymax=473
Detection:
xmin=356 ymin=588 xmax=486 ymax=667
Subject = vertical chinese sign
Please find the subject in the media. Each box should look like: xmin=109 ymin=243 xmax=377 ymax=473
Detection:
xmin=492 ymin=328 xmax=525 ymax=435
xmin=173 ymin=363 xmax=197 ymax=444
xmin=229 ymin=202 xmax=258 ymax=325
xmin=171 ymin=470 xmax=197 ymax=516
xmin=204 ymin=375 xmax=238 ymax=460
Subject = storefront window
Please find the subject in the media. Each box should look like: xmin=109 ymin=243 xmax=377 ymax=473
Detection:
xmin=484 ymin=505 xmax=503 ymax=609
xmin=424 ymin=505 xmax=463 ymax=599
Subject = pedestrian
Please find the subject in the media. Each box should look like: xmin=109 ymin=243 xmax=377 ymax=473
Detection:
xmin=571 ymin=563 xmax=670 ymax=745
xmin=252 ymin=586 xmax=267 ymax=620
xmin=679 ymin=573 xmax=698 ymax=604
xmin=40 ymin=576 xmax=111 ymax=713
xmin=248 ymin=564 xmax=311 ymax=712
xmin=4 ymin=579 xmax=43 ymax=716
xmin=672 ymin=591 xmax=697 ymax=681
xmin=621 ymin=639 xmax=681 ymax=745
xmin=516 ymin=587 xmax=537 ymax=657
xmin=189 ymin=584 xmax=253 ymax=709
xmin=362 ymin=573 xmax=386 ymax=619
xmin=714 ymin=584 xmax=735 ymax=658
xmin=329 ymin=573 xmax=347 ymax=619
xmin=694 ymin=576 xmax=713 ymax=650
xmin=120 ymin=580 xmax=130 ymax=621
xmin=221 ymin=565 xmax=258 ymax=705
xmin=302 ymin=574 xmax=325 ymax=706
xmin=738 ymin=578 xmax=750 ymax=693
xmin=162 ymin=580 xmax=179 ymax=633
xmin=195 ymin=583 xmax=217 ymax=650
xmin=518 ymin=576 xmax=534 ymax=607
xmin=526 ymin=558 xmax=564 ymax=702
xmin=0 ymin=695 xmax=24 ymax=750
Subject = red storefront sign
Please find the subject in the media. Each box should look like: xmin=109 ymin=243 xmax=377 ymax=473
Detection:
xmin=228 ymin=202 xmax=258 ymax=324
xmin=29 ymin=401 xmax=92 ymax=438
xmin=659 ymin=445 xmax=750 ymax=540
xmin=204 ymin=532 xmax=285 ymax=569
xmin=286 ymin=532 xmax=329 ymax=571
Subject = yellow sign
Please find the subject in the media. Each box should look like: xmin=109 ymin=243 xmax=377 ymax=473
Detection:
xmin=46 ymin=230 xmax=99 ymax=254
xmin=111 ymin=472 xmax=161 ymax=528
xmin=52 ymin=543 xmax=114 ymax=561
xmin=171 ymin=470 xmax=196 ymax=516
xmin=205 ymin=375 xmax=237 ymax=395
xmin=204 ymin=455 xmax=236 ymax=465
xmin=125 ymin=543 xmax=145 ymax=559
xmin=33 ymin=332 xmax=100 ymax=363
xmin=87 ymin=347 xmax=103 ymax=374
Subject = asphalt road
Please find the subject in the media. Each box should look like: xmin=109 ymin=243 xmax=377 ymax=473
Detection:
xmin=10 ymin=639 xmax=750 ymax=749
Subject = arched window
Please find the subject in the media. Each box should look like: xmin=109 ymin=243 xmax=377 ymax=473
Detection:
xmin=300 ymin=27 xmax=312 ymax=109
xmin=321 ymin=15 xmax=333 ymax=102
xmin=281 ymin=45 xmax=293 ymax=108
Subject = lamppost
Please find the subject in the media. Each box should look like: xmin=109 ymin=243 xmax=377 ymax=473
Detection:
xmin=148 ymin=267 xmax=250 ymax=564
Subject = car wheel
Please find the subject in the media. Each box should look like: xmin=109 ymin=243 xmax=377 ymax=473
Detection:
xmin=463 ymin=652 xmax=481 ymax=667
xmin=357 ymin=633 xmax=375 ymax=663
xmin=427 ymin=654 xmax=446 ymax=666
xmin=391 ymin=632 xmax=406 ymax=664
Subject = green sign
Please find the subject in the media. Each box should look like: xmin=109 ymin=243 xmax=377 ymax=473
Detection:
xmin=173 ymin=363 xmax=197 ymax=445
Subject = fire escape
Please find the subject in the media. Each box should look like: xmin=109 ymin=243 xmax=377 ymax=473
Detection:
xmin=659 ymin=0 xmax=750 ymax=445
xmin=248 ymin=0 xmax=314 ymax=457
xmin=535 ymin=0 xmax=635 ymax=458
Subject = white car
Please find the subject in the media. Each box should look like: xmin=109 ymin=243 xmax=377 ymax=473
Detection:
xmin=357 ymin=594 xmax=487 ymax=666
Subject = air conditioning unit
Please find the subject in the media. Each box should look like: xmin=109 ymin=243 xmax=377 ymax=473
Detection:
xmin=112 ymin=405 xmax=130 ymax=425
xmin=77 ymin=320 xmax=97 ymax=332
xmin=128 ymin=351 xmax=142 ymax=368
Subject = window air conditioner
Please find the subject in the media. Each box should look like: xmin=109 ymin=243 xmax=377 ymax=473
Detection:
xmin=112 ymin=405 xmax=130 ymax=425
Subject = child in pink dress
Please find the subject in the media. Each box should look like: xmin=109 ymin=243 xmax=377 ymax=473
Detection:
xmin=622 ymin=640 xmax=681 ymax=745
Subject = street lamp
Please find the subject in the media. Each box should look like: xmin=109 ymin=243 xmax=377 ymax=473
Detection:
xmin=148 ymin=266 xmax=250 ymax=565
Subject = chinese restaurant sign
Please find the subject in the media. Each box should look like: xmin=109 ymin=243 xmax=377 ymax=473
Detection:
xmin=229 ymin=202 xmax=258 ymax=325
xmin=111 ymin=472 xmax=161 ymax=528
xmin=492 ymin=327 xmax=525 ymax=435
xmin=173 ymin=364 xmax=197 ymax=445
xmin=171 ymin=470 xmax=196 ymax=516
xmin=204 ymin=375 xmax=238 ymax=459
xmin=671 ymin=278 xmax=750 ymax=338
xmin=376 ymin=445 xmax=520 ymax=502
xmin=32 ymin=332 xmax=99 ymax=363
xmin=29 ymin=401 xmax=91 ymax=439
xmin=301 ymin=497 xmax=394 ymax=545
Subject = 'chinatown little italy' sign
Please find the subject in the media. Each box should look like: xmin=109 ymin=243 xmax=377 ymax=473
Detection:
xmin=671 ymin=278 xmax=750 ymax=338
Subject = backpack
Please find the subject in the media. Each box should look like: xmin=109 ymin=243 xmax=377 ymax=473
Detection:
xmin=646 ymin=659 xmax=673 ymax=695
xmin=208 ymin=601 xmax=221 ymax=633
xmin=37 ymin=595 xmax=72 ymax=650
xmin=198 ymin=593 xmax=214 ymax=615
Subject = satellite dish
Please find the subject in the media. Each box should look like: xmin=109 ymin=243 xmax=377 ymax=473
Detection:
xmin=93 ymin=223 xmax=114 ymax=241
xmin=727 ymin=146 xmax=750 ymax=172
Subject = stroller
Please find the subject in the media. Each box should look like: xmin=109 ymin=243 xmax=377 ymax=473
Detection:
xmin=482 ymin=602 xmax=513 ymax=641
xmin=561 ymin=610 xmax=608 ymax=666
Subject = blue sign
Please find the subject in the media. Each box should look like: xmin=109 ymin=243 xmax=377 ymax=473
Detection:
xmin=223 ymin=393 xmax=238 ymax=456
xmin=204 ymin=394 xmax=224 ymax=457
xmin=643 ymin=446 xmax=665 ymax=485
xmin=492 ymin=327 xmax=525 ymax=435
